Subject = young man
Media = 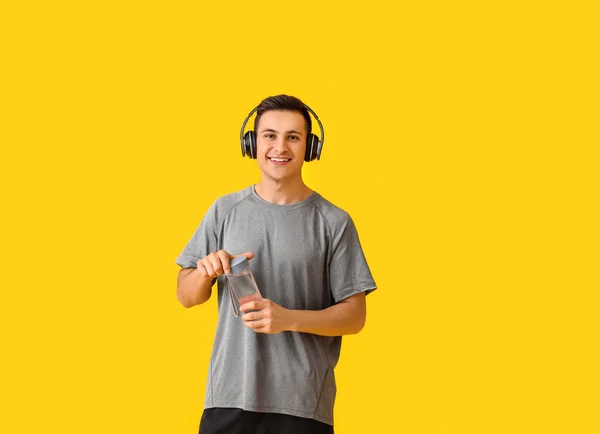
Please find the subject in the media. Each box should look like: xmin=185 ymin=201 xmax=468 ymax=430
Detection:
xmin=176 ymin=95 xmax=376 ymax=434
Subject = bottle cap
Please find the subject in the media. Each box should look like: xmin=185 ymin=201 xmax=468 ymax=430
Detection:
xmin=229 ymin=256 xmax=250 ymax=274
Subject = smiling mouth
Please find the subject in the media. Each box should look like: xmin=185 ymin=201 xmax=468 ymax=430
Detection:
xmin=268 ymin=157 xmax=292 ymax=163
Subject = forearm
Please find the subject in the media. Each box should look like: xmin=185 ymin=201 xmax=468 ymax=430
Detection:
xmin=177 ymin=268 xmax=214 ymax=308
xmin=287 ymin=295 xmax=366 ymax=337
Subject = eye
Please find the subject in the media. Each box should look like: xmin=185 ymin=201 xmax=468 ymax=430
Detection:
xmin=264 ymin=133 xmax=275 ymax=139
xmin=289 ymin=135 xmax=300 ymax=141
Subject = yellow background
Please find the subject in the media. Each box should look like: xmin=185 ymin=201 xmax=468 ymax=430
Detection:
xmin=1 ymin=1 xmax=598 ymax=433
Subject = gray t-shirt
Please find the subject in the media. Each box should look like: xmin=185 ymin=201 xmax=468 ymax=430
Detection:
xmin=176 ymin=186 xmax=376 ymax=426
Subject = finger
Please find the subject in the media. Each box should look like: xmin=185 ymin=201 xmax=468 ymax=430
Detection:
xmin=217 ymin=250 xmax=232 ymax=275
xmin=241 ymin=311 xmax=259 ymax=322
xmin=233 ymin=252 xmax=254 ymax=261
xmin=198 ymin=258 xmax=216 ymax=277
xmin=196 ymin=259 xmax=209 ymax=277
xmin=243 ymin=318 xmax=262 ymax=328
xmin=208 ymin=252 xmax=225 ymax=276
xmin=240 ymin=300 xmax=263 ymax=312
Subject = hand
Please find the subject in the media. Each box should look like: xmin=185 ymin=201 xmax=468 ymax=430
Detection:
xmin=240 ymin=299 xmax=291 ymax=334
xmin=196 ymin=250 xmax=254 ymax=279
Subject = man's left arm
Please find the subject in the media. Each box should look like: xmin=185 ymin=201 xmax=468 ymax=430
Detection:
xmin=239 ymin=292 xmax=366 ymax=336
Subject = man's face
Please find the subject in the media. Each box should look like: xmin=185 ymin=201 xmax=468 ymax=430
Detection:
xmin=255 ymin=110 xmax=308 ymax=183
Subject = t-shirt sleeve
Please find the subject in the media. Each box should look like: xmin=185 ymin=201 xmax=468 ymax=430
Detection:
xmin=175 ymin=202 xmax=220 ymax=269
xmin=329 ymin=215 xmax=377 ymax=303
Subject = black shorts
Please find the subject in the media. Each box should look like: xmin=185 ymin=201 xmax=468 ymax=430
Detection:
xmin=199 ymin=408 xmax=334 ymax=434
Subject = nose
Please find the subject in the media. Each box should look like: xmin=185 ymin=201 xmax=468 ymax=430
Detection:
xmin=273 ymin=136 xmax=288 ymax=153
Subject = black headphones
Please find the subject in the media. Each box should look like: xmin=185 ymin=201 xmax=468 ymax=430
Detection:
xmin=239 ymin=104 xmax=325 ymax=162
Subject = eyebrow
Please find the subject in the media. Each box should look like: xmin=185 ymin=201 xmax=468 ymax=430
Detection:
xmin=260 ymin=128 xmax=304 ymax=136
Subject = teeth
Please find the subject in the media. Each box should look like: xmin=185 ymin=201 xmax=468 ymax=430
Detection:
xmin=270 ymin=158 xmax=289 ymax=162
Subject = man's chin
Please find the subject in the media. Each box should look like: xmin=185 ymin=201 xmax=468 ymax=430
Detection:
xmin=259 ymin=168 xmax=300 ymax=183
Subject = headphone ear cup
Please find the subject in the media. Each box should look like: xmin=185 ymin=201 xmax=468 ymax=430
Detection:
xmin=315 ymin=136 xmax=323 ymax=160
xmin=243 ymin=131 xmax=257 ymax=159
xmin=305 ymin=133 xmax=320 ymax=162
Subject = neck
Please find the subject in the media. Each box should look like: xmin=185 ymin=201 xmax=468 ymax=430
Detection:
xmin=254 ymin=177 xmax=313 ymax=205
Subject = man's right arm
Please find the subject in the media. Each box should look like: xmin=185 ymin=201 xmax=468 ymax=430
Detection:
xmin=177 ymin=268 xmax=215 ymax=308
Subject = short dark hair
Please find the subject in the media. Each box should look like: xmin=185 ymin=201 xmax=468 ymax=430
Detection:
xmin=254 ymin=94 xmax=312 ymax=136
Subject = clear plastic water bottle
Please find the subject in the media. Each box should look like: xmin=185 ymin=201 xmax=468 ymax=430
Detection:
xmin=227 ymin=256 xmax=262 ymax=317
